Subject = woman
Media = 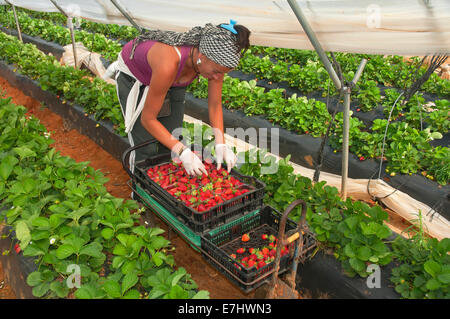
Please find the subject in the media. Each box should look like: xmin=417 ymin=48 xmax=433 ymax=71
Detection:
xmin=107 ymin=20 xmax=251 ymax=176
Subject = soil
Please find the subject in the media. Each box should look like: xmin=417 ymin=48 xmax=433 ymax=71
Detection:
xmin=0 ymin=75 xmax=416 ymax=299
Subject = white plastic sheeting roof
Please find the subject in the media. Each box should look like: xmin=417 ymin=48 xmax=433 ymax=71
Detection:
xmin=1 ymin=0 xmax=449 ymax=55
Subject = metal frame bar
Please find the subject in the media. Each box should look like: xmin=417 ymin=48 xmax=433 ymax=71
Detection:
xmin=287 ymin=0 xmax=367 ymax=200
xmin=5 ymin=1 xmax=22 ymax=42
xmin=49 ymin=0 xmax=78 ymax=69
xmin=110 ymin=0 xmax=143 ymax=33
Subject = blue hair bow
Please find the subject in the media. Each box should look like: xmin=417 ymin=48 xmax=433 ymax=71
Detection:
xmin=220 ymin=19 xmax=238 ymax=34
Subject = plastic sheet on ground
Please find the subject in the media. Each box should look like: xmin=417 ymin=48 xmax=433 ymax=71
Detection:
xmin=61 ymin=42 xmax=115 ymax=84
xmin=183 ymin=114 xmax=450 ymax=241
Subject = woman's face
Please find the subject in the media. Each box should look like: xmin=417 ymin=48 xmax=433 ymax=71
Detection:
xmin=197 ymin=53 xmax=232 ymax=80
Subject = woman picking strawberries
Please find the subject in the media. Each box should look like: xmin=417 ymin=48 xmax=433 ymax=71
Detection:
xmin=106 ymin=20 xmax=250 ymax=176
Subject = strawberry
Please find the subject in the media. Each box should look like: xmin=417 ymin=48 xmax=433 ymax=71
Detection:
xmin=236 ymin=248 xmax=245 ymax=254
xmin=230 ymin=254 xmax=237 ymax=259
xmin=247 ymin=259 xmax=255 ymax=268
xmin=249 ymin=248 xmax=255 ymax=254
xmin=14 ymin=243 xmax=21 ymax=254
xmin=269 ymin=234 xmax=276 ymax=242
xmin=241 ymin=233 xmax=250 ymax=242
xmin=269 ymin=249 xmax=277 ymax=257
xmin=242 ymin=256 xmax=249 ymax=263
xmin=249 ymin=254 xmax=258 ymax=261
xmin=261 ymin=234 xmax=268 ymax=240
xmin=257 ymin=260 xmax=266 ymax=269
xmin=261 ymin=247 xmax=269 ymax=255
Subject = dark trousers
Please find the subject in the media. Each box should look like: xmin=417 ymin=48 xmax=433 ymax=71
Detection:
xmin=116 ymin=71 xmax=187 ymax=162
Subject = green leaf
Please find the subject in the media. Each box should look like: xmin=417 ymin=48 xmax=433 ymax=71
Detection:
xmin=103 ymin=280 xmax=122 ymax=298
xmin=152 ymin=251 xmax=165 ymax=267
xmin=113 ymin=243 xmax=128 ymax=256
xmin=32 ymin=282 xmax=50 ymax=298
xmin=112 ymin=256 xmax=126 ymax=269
xmin=349 ymin=257 xmax=366 ymax=272
xmin=344 ymin=244 xmax=356 ymax=258
xmin=79 ymin=242 xmax=103 ymax=258
xmin=56 ymin=244 xmax=75 ymax=259
xmin=376 ymin=225 xmax=391 ymax=239
xmin=32 ymin=217 xmax=50 ymax=229
xmin=169 ymin=285 xmax=189 ymax=299
xmin=148 ymin=286 xmax=168 ymax=299
xmin=356 ymin=246 xmax=372 ymax=261
xmin=121 ymin=272 xmax=139 ymax=295
xmin=74 ymin=286 xmax=94 ymax=299
xmin=16 ymin=221 xmax=31 ymax=250
xmin=101 ymin=228 xmax=114 ymax=240
xmin=26 ymin=271 xmax=43 ymax=287
xmin=13 ymin=146 xmax=36 ymax=160
xmin=424 ymin=260 xmax=441 ymax=278
xmin=192 ymin=290 xmax=210 ymax=299
xmin=345 ymin=216 xmax=359 ymax=230
xmin=425 ymin=278 xmax=441 ymax=291
xmin=122 ymin=289 xmax=140 ymax=299
xmin=437 ymin=273 xmax=450 ymax=284
xmin=0 ymin=161 xmax=13 ymax=180
xmin=50 ymin=281 xmax=69 ymax=298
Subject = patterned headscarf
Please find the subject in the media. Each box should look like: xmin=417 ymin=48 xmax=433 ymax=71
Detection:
xmin=130 ymin=23 xmax=241 ymax=68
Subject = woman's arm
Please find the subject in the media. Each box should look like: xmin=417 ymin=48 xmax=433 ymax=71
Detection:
xmin=207 ymin=75 xmax=225 ymax=144
xmin=140 ymin=43 xmax=180 ymax=151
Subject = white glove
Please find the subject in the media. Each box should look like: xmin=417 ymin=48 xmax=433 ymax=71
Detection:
xmin=179 ymin=148 xmax=208 ymax=176
xmin=215 ymin=144 xmax=237 ymax=172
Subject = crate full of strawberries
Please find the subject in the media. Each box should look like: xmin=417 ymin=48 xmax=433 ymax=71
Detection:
xmin=134 ymin=155 xmax=265 ymax=233
xmin=200 ymin=205 xmax=317 ymax=293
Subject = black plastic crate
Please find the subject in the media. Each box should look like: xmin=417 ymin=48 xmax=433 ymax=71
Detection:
xmin=200 ymin=205 xmax=317 ymax=293
xmin=133 ymin=151 xmax=265 ymax=233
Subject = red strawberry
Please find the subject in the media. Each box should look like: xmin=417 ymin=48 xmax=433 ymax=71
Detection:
xmin=230 ymin=254 xmax=236 ymax=259
xmin=236 ymin=248 xmax=245 ymax=254
xmin=241 ymin=233 xmax=250 ymax=242
xmin=262 ymin=247 xmax=269 ymax=255
xmin=257 ymin=260 xmax=266 ymax=269
xmin=14 ymin=243 xmax=21 ymax=254
xmin=249 ymin=254 xmax=258 ymax=261
xmin=269 ymin=249 xmax=277 ymax=257
xmin=262 ymin=234 xmax=268 ymax=240
xmin=247 ymin=259 xmax=255 ymax=268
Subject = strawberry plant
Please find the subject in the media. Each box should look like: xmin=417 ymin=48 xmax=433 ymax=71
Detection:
xmin=355 ymin=80 xmax=381 ymax=112
xmin=0 ymin=98 xmax=208 ymax=299
xmin=391 ymin=212 xmax=450 ymax=299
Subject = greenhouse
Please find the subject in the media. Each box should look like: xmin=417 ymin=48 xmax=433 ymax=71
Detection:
xmin=0 ymin=0 xmax=448 ymax=303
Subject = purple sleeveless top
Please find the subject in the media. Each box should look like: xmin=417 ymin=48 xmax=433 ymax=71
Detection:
xmin=121 ymin=39 xmax=197 ymax=87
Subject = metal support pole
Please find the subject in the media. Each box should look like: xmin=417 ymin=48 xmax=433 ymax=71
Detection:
xmin=341 ymin=59 xmax=367 ymax=200
xmin=49 ymin=0 xmax=78 ymax=69
xmin=287 ymin=0 xmax=370 ymax=200
xmin=341 ymin=87 xmax=351 ymax=200
xmin=5 ymin=1 xmax=22 ymax=42
xmin=287 ymin=0 xmax=341 ymax=90
xmin=110 ymin=0 xmax=143 ymax=33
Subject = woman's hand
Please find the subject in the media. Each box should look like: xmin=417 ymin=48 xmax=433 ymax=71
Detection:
xmin=179 ymin=148 xmax=208 ymax=176
xmin=215 ymin=144 xmax=237 ymax=172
